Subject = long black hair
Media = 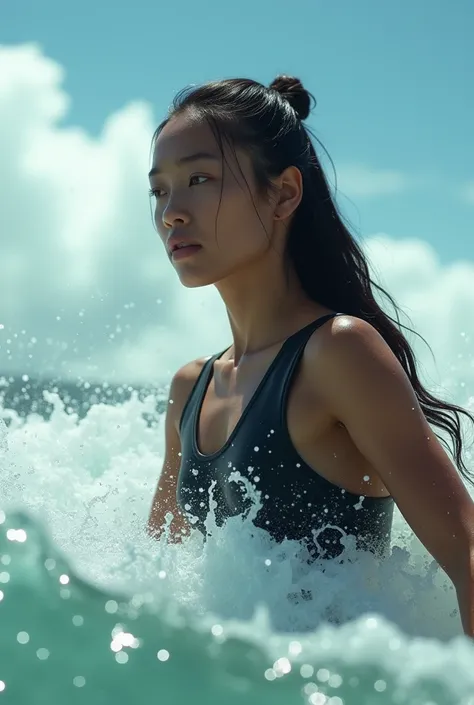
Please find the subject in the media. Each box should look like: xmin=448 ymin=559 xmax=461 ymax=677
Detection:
xmin=151 ymin=74 xmax=474 ymax=486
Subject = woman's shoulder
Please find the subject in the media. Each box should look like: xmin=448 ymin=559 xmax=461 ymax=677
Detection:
xmin=304 ymin=313 xmax=407 ymax=411
xmin=303 ymin=313 xmax=397 ymax=402
xmin=170 ymin=355 xmax=211 ymax=403
xmin=309 ymin=313 xmax=382 ymax=351
xmin=165 ymin=356 xmax=212 ymax=435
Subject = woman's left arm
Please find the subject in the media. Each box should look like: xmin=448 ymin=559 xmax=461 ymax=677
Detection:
xmin=313 ymin=316 xmax=474 ymax=636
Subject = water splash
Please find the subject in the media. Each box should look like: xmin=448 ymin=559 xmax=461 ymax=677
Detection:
xmin=1 ymin=390 xmax=474 ymax=703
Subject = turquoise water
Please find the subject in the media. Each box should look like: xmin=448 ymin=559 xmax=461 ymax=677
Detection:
xmin=1 ymin=388 xmax=474 ymax=704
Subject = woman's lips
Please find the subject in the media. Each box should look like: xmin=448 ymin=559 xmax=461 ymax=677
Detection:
xmin=171 ymin=244 xmax=202 ymax=261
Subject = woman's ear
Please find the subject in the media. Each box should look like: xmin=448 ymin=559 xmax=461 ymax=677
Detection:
xmin=273 ymin=165 xmax=303 ymax=221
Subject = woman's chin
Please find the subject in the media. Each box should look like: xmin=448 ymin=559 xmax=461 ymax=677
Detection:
xmin=177 ymin=272 xmax=217 ymax=289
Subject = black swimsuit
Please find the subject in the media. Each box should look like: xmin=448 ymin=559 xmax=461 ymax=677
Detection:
xmin=177 ymin=313 xmax=394 ymax=560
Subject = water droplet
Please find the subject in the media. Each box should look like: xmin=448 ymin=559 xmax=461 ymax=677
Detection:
xmin=273 ymin=657 xmax=291 ymax=676
xmin=316 ymin=668 xmax=330 ymax=682
xmin=300 ymin=664 xmax=314 ymax=678
xmin=6 ymin=529 xmax=27 ymax=542
xmin=289 ymin=640 xmax=302 ymax=656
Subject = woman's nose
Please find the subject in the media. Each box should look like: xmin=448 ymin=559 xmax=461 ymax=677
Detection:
xmin=162 ymin=197 xmax=191 ymax=229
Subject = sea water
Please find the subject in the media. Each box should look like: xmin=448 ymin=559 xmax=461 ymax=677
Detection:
xmin=1 ymin=386 xmax=474 ymax=704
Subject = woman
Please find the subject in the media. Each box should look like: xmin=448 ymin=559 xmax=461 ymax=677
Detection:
xmin=147 ymin=75 xmax=474 ymax=635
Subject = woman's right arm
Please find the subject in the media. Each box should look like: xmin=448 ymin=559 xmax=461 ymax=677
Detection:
xmin=147 ymin=360 xmax=202 ymax=542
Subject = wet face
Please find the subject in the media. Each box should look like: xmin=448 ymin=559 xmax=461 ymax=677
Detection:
xmin=149 ymin=114 xmax=279 ymax=288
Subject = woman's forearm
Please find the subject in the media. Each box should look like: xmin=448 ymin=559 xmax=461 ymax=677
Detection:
xmin=455 ymin=557 xmax=474 ymax=637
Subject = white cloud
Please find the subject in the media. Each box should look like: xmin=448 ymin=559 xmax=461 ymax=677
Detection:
xmin=362 ymin=235 xmax=474 ymax=397
xmin=335 ymin=164 xmax=408 ymax=198
xmin=0 ymin=43 xmax=473 ymax=409
xmin=0 ymin=42 xmax=228 ymax=386
xmin=461 ymin=180 xmax=474 ymax=205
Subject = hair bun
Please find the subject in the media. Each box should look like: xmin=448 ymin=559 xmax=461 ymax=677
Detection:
xmin=269 ymin=75 xmax=314 ymax=121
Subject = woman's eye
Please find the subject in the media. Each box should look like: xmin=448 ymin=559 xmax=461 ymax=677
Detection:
xmin=189 ymin=175 xmax=209 ymax=187
xmin=149 ymin=175 xmax=209 ymax=199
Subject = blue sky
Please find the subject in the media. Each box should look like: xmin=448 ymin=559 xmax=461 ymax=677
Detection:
xmin=3 ymin=0 xmax=473 ymax=264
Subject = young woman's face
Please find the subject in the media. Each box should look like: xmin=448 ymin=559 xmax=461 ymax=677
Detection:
xmin=149 ymin=113 xmax=279 ymax=288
